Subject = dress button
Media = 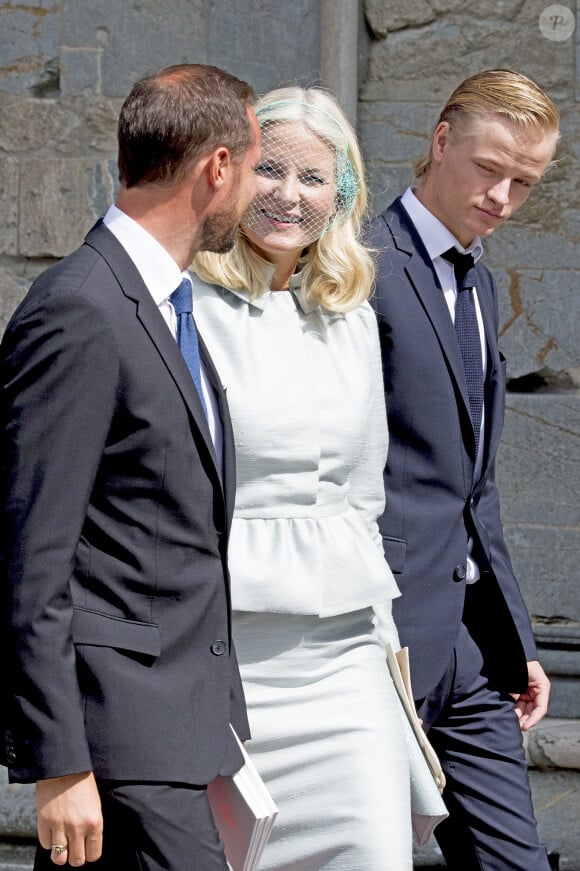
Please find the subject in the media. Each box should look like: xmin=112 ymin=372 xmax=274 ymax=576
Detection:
xmin=454 ymin=564 xmax=467 ymax=582
xmin=210 ymin=640 xmax=226 ymax=656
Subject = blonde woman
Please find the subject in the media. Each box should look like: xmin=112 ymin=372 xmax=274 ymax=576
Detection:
xmin=192 ymin=87 xmax=412 ymax=869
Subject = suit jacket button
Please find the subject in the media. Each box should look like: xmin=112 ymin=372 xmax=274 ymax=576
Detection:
xmin=211 ymin=640 xmax=226 ymax=656
xmin=454 ymin=564 xmax=467 ymax=582
xmin=6 ymin=750 xmax=17 ymax=764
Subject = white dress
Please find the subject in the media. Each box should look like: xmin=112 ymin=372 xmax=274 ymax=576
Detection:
xmin=193 ymin=272 xmax=413 ymax=870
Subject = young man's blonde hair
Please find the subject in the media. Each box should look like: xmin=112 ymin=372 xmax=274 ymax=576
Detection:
xmin=194 ymin=86 xmax=374 ymax=313
xmin=414 ymin=68 xmax=560 ymax=182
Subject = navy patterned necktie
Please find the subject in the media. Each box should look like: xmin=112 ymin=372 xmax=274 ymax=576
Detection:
xmin=442 ymin=247 xmax=484 ymax=454
xmin=170 ymin=278 xmax=208 ymax=419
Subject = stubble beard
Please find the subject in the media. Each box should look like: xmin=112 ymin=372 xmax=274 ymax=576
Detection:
xmin=199 ymin=204 xmax=241 ymax=254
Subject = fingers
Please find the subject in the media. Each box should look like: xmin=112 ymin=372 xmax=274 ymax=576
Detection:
xmin=42 ymin=825 xmax=102 ymax=867
xmin=83 ymin=830 xmax=104 ymax=864
xmin=36 ymin=773 xmax=103 ymax=866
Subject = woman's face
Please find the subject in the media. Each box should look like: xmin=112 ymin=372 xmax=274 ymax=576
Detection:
xmin=241 ymin=120 xmax=337 ymax=260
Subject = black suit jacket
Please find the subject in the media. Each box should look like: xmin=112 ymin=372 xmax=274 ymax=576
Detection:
xmin=0 ymin=221 xmax=249 ymax=784
xmin=367 ymin=198 xmax=537 ymax=700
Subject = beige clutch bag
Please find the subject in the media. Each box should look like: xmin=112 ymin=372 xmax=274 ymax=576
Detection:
xmin=387 ymin=643 xmax=448 ymax=845
xmin=386 ymin=643 xmax=446 ymax=792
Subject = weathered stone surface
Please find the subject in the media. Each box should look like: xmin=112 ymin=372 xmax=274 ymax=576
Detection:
xmin=359 ymin=101 xmax=439 ymax=164
xmin=0 ymin=100 xmax=81 ymax=155
xmin=0 ymin=160 xmax=19 ymax=256
xmin=60 ymin=48 xmax=101 ymax=97
xmin=0 ymin=1 xmax=58 ymax=96
xmin=493 ymin=268 xmax=580 ymax=378
xmin=359 ymin=100 xmax=439 ymax=213
xmin=364 ymin=0 xmax=435 ymax=37
xmin=525 ymin=718 xmax=580 ymax=771
xmin=0 ymin=270 xmax=29 ymax=332
xmin=60 ymin=0 xmax=209 ymax=98
xmin=19 ymin=158 xmax=117 ymax=258
xmin=0 ymin=842 xmax=36 ymax=870
xmin=209 ymin=0 xmax=321 ymax=96
xmin=83 ymin=99 xmax=121 ymax=153
xmin=361 ymin=6 xmax=573 ymax=103
xmin=497 ymin=392 xmax=580 ymax=621
xmin=0 ymin=769 xmax=35 ymax=838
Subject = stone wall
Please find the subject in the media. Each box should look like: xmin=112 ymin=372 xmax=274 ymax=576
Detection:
xmin=0 ymin=0 xmax=578 ymax=861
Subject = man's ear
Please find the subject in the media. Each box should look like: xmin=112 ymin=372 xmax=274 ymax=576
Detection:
xmin=205 ymin=146 xmax=231 ymax=190
xmin=432 ymin=121 xmax=450 ymax=164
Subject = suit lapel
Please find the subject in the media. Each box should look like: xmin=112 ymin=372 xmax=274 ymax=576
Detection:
xmin=475 ymin=271 xmax=504 ymax=477
xmin=198 ymin=333 xmax=236 ymax=524
xmin=84 ymin=221 xmax=225 ymax=493
xmin=388 ymin=201 xmax=474 ymax=434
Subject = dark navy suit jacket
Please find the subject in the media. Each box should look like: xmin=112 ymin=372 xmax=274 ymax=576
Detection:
xmin=367 ymin=198 xmax=537 ymax=700
xmin=0 ymin=221 xmax=248 ymax=784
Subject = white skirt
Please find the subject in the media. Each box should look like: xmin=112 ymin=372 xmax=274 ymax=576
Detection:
xmin=233 ymin=608 xmax=413 ymax=871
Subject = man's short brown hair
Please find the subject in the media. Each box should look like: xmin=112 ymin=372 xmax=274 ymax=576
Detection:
xmin=118 ymin=63 xmax=255 ymax=188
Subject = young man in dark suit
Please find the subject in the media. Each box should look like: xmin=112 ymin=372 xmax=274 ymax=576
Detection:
xmin=367 ymin=69 xmax=560 ymax=869
xmin=1 ymin=63 xmax=261 ymax=869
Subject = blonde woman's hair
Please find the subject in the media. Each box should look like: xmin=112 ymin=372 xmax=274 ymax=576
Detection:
xmin=414 ymin=68 xmax=560 ymax=182
xmin=193 ymin=86 xmax=374 ymax=313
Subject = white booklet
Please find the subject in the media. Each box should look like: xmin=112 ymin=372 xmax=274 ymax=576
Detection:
xmin=207 ymin=727 xmax=278 ymax=871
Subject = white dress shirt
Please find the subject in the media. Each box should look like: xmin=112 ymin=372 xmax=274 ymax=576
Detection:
xmin=401 ymin=187 xmax=487 ymax=582
xmin=102 ymin=205 xmax=223 ymax=469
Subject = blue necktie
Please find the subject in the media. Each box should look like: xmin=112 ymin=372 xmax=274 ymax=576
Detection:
xmin=170 ymin=278 xmax=208 ymax=419
xmin=442 ymin=248 xmax=484 ymax=454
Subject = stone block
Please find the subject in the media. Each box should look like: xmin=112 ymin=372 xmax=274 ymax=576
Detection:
xmin=0 ymin=1 xmax=58 ymax=96
xmin=361 ymin=7 xmax=573 ymax=103
xmin=19 ymin=158 xmax=117 ymax=258
xmin=525 ymin=718 xmax=580 ymax=771
xmin=493 ymin=269 xmax=580 ymax=378
xmin=497 ymin=392 xmax=580 ymax=622
xmin=0 ymin=160 xmax=19 ymax=256
xmin=0 ymin=100 xmax=81 ymax=155
xmin=60 ymin=48 xmax=101 ymax=97
xmin=208 ymin=0 xmax=321 ymax=96
xmin=60 ymin=0 xmax=209 ymax=98
xmin=0 ymin=843 xmax=36 ymax=870
xmin=0 ymin=270 xmax=30 ymax=333
xmin=359 ymin=100 xmax=439 ymax=213
xmin=364 ymin=0 xmax=435 ymax=37
xmin=0 ymin=769 xmax=35 ymax=838
xmin=84 ymin=99 xmax=121 ymax=153
xmin=486 ymin=227 xmax=578 ymax=273
xmin=359 ymin=101 xmax=439 ymax=164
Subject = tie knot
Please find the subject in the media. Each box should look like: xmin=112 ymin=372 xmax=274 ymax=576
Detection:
xmin=170 ymin=278 xmax=193 ymax=315
xmin=442 ymin=247 xmax=476 ymax=291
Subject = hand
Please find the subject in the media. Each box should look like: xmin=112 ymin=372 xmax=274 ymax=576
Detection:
xmin=510 ymin=660 xmax=551 ymax=731
xmin=36 ymin=772 xmax=103 ymax=866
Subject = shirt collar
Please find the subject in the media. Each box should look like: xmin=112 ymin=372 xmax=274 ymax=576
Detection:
xmin=400 ymin=187 xmax=483 ymax=263
xmin=216 ymin=268 xmax=323 ymax=316
xmin=103 ymin=204 xmax=184 ymax=304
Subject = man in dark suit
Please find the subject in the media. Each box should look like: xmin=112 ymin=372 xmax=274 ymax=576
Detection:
xmin=0 ymin=63 xmax=261 ymax=869
xmin=367 ymin=69 xmax=560 ymax=869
